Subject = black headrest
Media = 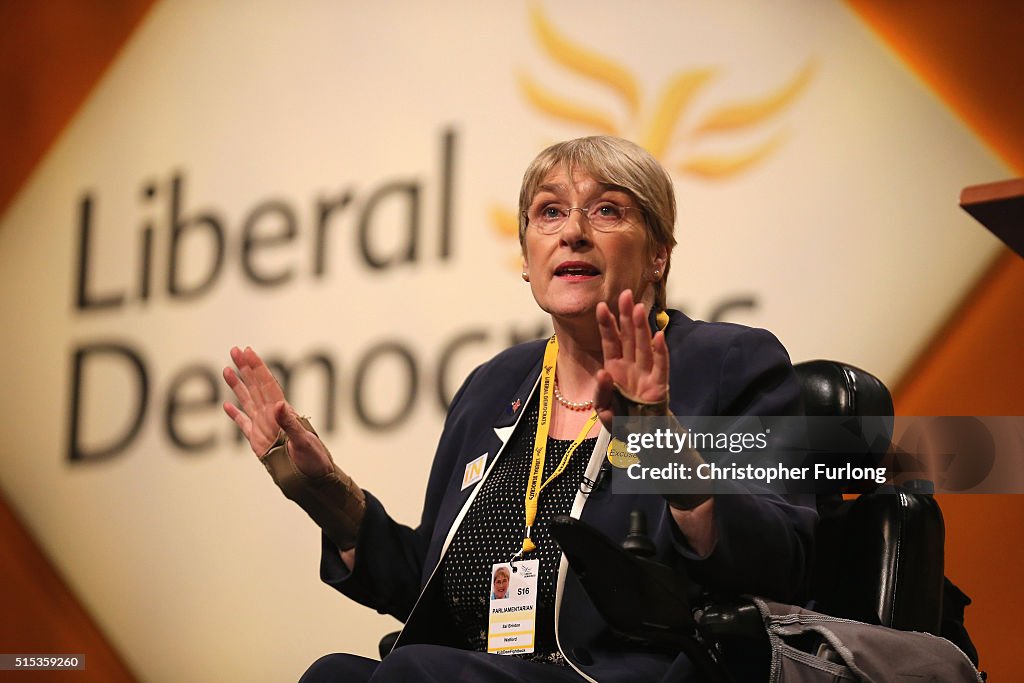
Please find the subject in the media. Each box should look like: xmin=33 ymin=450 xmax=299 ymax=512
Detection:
xmin=795 ymin=361 xmax=894 ymax=484
xmin=795 ymin=360 xmax=894 ymax=419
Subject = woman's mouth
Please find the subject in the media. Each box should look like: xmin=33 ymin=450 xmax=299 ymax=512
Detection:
xmin=554 ymin=262 xmax=601 ymax=279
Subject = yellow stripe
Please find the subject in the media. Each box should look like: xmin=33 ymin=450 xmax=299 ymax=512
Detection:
xmin=489 ymin=629 xmax=535 ymax=639
xmin=488 ymin=615 xmax=535 ymax=625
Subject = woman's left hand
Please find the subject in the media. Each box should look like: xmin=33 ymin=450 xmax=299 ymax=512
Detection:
xmin=597 ymin=291 xmax=715 ymax=552
xmin=594 ymin=289 xmax=670 ymax=431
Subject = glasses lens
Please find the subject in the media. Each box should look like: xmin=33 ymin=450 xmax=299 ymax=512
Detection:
xmin=528 ymin=205 xmax=564 ymax=233
xmin=587 ymin=203 xmax=628 ymax=231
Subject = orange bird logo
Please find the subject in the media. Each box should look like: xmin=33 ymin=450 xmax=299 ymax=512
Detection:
xmin=493 ymin=3 xmax=815 ymax=250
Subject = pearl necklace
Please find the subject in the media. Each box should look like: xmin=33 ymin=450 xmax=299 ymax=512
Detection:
xmin=553 ymin=376 xmax=594 ymax=412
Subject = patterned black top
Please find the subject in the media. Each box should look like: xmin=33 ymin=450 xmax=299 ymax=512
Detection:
xmin=442 ymin=395 xmax=596 ymax=662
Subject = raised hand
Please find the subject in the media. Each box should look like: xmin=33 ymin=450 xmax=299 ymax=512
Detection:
xmin=222 ymin=346 xmax=333 ymax=477
xmin=594 ymin=289 xmax=670 ymax=431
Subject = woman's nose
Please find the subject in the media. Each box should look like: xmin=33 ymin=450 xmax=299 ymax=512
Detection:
xmin=559 ymin=209 xmax=592 ymax=248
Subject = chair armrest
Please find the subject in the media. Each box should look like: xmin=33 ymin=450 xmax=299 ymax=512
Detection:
xmin=832 ymin=489 xmax=945 ymax=633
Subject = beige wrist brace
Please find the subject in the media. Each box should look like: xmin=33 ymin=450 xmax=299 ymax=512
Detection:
xmin=261 ymin=417 xmax=366 ymax=550
xmin=613 ymin=384 xmax=711 ymax=511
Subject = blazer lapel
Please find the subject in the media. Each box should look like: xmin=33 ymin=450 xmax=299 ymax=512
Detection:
xmin=424 ymin=352 xmax=545 ymax=571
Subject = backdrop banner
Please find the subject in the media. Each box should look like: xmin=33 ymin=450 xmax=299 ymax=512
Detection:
xmin=0 ymin=1 xmax=1007 ymax=680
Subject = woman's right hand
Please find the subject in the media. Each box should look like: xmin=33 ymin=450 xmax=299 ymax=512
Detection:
xmin=222 ymin=346 xmax=333 ymax=477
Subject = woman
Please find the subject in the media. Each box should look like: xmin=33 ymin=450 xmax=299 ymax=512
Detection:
xmin=491 ymin=565 xmax=510 ymax=600
xmin=223 ymin=136 xmax=814 ymax=682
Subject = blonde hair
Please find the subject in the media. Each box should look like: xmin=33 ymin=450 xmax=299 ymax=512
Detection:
xmin=494 ymin=566 xmax=510 ymax=581
xmin=518 ymin=136 xmax=677 ymax=309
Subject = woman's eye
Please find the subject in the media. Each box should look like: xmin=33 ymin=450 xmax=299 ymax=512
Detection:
xmin=594 ymin=204 xmax=620 ymax=218
xmin=541 ymin=206 xmax=563 ymax=219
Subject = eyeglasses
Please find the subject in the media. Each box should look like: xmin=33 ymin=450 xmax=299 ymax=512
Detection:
xmin=524 ymin=202 xmax=640 ymax=234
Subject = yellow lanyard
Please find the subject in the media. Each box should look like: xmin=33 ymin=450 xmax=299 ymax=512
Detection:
xmin=521 ymin=335 xmax=599 ymax=555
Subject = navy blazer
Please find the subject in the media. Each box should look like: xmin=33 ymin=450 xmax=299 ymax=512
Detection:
xmin=320 ymin=310 xmax=815 ymax=682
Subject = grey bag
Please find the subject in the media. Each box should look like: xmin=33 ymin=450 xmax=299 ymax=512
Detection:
xmin=754 ymin=598 xmax=982 ymax=682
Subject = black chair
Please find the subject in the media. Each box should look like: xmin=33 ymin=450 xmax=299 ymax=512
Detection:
xmin=552 ymin=360 xmax=977 ymax=680
xmin=796 ymin=360 xmax=945 ymax=634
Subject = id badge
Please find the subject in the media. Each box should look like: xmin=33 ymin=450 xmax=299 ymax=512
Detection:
xmin=486 ymin=560 xmax=539 ymax=654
